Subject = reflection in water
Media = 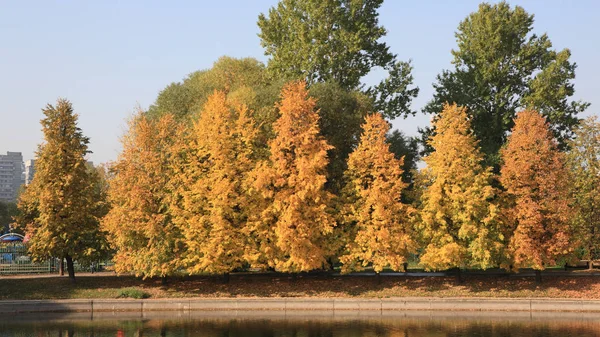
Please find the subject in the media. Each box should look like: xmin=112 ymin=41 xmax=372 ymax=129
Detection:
xmin=1 ymin=312 xmax=600 ymax=337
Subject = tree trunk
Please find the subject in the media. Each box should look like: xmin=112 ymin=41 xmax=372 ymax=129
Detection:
xmin=161 ymin=276 xmax=168 ymax=286
xmin=535 ymin=269 xmax=542 ymax=283
xmin=455 ymin=268 xmax=464 ymax=284
xmin=403 ymin=262 xmax=409 ymax=272
xmin=376 ymin=272 xmax=381 ymax=285
xmin=223 ymin=272 xmax=230 ymax=284
xmin=59 ymin=258 xmax=64 ymax=276
xmin=65 ymin=255 xmax=75 ymax=283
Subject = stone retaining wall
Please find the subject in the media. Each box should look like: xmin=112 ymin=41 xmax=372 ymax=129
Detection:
xmin=0 ymin=297 xmax=599 ymax=314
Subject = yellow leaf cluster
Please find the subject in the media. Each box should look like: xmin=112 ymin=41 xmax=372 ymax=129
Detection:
xmin=340 ymin=113 xmax=416 ymax=273
xmin=102 ymin=113 xmax=185 ymax=278
xmin=248 ymin=81 xmax=335 ymax=272
xmin=419 ymin=104 xmax=504 ymax=271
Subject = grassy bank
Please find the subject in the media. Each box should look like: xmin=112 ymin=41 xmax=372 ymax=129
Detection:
xmin=1 ymin=271 xmax=600 ymax=300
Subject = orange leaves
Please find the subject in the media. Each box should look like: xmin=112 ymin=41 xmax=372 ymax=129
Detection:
xmin=103 ymin=113 xmax=185 ymax=278
xmin=340 ymin=113 xmax=415 ymax=273
xmin=250 ymin=81 xmax=335 ymax=272
xmin=500 ymin=110 xmax=573 ymax=270
xmin=173 ymin=90 xmax=258 ymax=274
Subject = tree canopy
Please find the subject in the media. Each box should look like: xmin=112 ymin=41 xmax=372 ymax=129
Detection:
xmin=258 ymin=0 xmax=418 ymax=118
xmin=340 ymin=113 xmax=416 ymax=273
xmin=419 ymin=104 xmax=505 ymax=272
xmin=249 ymin=81 xmax=335 ymax=272
xmin=423 ymin=1 xmax=588 ymax=165
xmin=103 ymin=113 xmax=185 ymax=279
xmin=500 ymin=110 xmax=574 ymax=272
xmin=16 ymin=99 xmax=109 ymax=281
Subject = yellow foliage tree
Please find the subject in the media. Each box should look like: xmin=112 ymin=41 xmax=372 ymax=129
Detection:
xmin=419 ymin=104 xmax=505 ymax=274
xmin=102 ymin=113 xmax=184 ymax=279
xmin=339 ymin=113 xmax=416 ymax=273
xmin=172 ymin=91 xmax=258 ymax=275
xmin=15 ymin=99 xmax=109 ymax=282
xmin=500 ymin=110 xmax=574 ymax=280
xmin=248 ymin=81 xmax=335 ymax=272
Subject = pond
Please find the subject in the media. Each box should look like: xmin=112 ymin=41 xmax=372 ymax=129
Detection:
xmin=1 ymin=311 xmax=600 ymax=336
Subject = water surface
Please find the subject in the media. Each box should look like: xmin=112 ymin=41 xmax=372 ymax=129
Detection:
xmin=1 ymin=311 xmax=599 ymax=336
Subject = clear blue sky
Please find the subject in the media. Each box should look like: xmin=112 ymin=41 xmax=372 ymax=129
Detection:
xmin=1 ymin=0 xmax=598 ymax=164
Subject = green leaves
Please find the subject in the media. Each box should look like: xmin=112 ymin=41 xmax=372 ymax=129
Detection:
xmin=258 ymin=0 xmax=418 ymax=118
xmin=424 ymin=1 xmax=588 ymax=165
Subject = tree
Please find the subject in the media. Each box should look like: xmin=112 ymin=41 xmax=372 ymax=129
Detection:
xmin=567 ymin=117 xmax=600 ymax=268
xmin=103 ymin=113 xmax=184 ymax=280
xmin=386 ymin=129 xmax=420 ymax=202
xmin=248 ymin=81 xmax=335 ymax=272
xmin=258 ymin=0 xmax=418 ymax=118
xmin=172 ymin=91 xmax=258 ymax=276
xmin=500 ymin=110 xmax=574 ymax=281
xmin=148 ymin=58 xmax=377 ymax=193
xmin=419 ymin=104 xmax=505 ymax=278
xmin=0 ymin=201 xmax=18 ymax=233
xmin=15 ymin=99 xmax=109 ymax=282
xmin=340 ymin=113 xmax=416 ymax=273
xmin=309 ymin=81 xmax=373 ymax=192
xmin=423 ymin=1 xmax=588 ymax=165
xmin=147 ymin=56 xmax=280 ymax=128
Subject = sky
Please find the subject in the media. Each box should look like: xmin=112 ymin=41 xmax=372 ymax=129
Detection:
xmin=1 ymin=0 xmax=598 ymax=164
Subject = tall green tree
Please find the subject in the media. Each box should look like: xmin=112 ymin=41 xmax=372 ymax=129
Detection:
xmin=0 ymin=201 xmax=18 ymax=233
xmin=258 ymin=0 xmax=418 ymax=118
xmin=567 ymin=117 xmax=600 ymax=267
xmin=423 ymin=1 xmax=588 ymax=165
xmin=15 ymin=99 xmax=109 ymax=282
xmin=386 ymin=129 xmax=420 ymax=202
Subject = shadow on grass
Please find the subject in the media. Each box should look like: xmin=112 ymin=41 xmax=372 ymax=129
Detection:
xmin=0 ymin=272 xmax=597 ymax=300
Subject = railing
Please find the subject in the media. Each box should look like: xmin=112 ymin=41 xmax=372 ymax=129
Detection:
xmin=0 ymin=244 xmax=104 ymax=275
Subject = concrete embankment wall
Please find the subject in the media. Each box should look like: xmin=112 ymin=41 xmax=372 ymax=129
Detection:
xmin=1 ymin=297 xmax=600 ymax=314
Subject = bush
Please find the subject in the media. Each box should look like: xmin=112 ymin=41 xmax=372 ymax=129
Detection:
xmin=116 ymin=288 xmax=150 ymax=299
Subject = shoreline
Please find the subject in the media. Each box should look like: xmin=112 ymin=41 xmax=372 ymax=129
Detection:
xmin=2 ymin=297 xmax=600 ymax=314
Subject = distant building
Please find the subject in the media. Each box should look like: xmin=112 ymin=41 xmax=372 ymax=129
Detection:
xmin=24 ymin=159 xmax=35 ymax=185
xmin=0 ymin=152 xmax=24 ymax=202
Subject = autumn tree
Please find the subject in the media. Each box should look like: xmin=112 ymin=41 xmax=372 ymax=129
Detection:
xmin=340 ymin=113 xmax=416 ymax=273
xmin=419 ymin=104 xmax=505 ymax=279
xmin=423 ymin=2 xmax=588 ymax=165
xmin=568 ymin=117 xmax=600 ymax=268
xmin=15 ymin=99 xmax=109 ymax=282
xmin=500 ymin=110 xmax=574 ymax=282
xmin=147 ymin=59 xmax=372 ymax=193
xmin=103 ymin=113 xmax=184 ymax=280
xmin=171 ymin=91 xmax=258 ymax=277
xmin=258 ymin=0 xmax=418 ymax=118
xmin=248 ymin=81 xmax=335 ymax=272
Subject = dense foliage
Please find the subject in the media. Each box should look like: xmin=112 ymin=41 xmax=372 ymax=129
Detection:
xmin=423 ymin=1 xmax=589 ymax=165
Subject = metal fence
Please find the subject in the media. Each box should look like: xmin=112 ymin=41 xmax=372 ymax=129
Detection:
xmin=0 ymin=244 xmax=101 ymax=275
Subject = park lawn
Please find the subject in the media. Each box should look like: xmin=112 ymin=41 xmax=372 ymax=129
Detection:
xmin=1 ymin=272 xmax=600 ymax=300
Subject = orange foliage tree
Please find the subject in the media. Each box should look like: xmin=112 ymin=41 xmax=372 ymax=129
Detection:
xmin=248 ymin=81 xmax=335 ymax=272
xmin=500 ymin=110 xmax=574 ymax=278
xmin=339 ymin=113 xmax=417 ymax=273
xmin=102 ymin=113 xmax=185 ymax=279
xmin=419 ymin=104 xmax=505 ymax=274
xmin=171 ymin=91 xmax=258 ymax=276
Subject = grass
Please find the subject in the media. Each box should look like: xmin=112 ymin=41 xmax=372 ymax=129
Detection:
xmin=1 ymin=271 xmax=600 ymax=300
